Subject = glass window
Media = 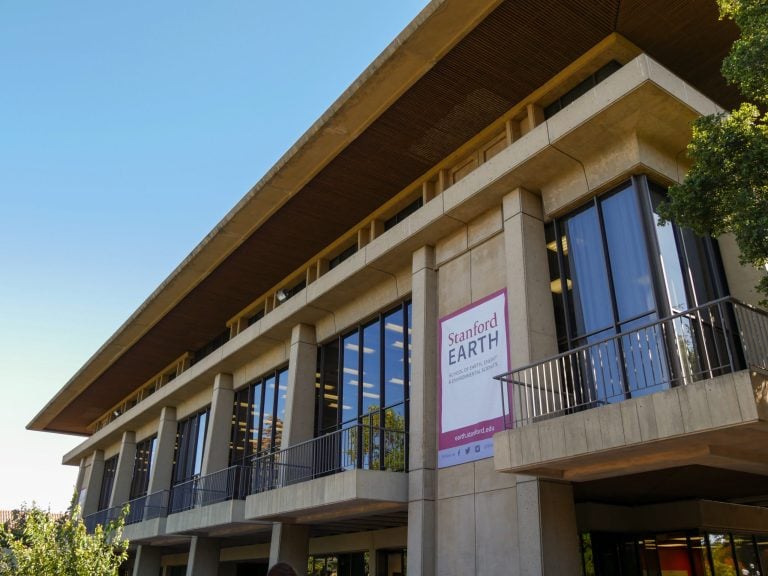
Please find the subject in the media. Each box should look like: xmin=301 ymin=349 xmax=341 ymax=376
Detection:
xmin=562 ymin=203 xmax=613 ymax=339
xmin=656 ymin=533 xmax=693 ymax=576
xmin=171 ymin=409 xmax=209 ymax=485
xmin=342 ymin=331 xmax=360 ymax=427
xmin=602 ymin=184 xmax=655 ymax=324
xmin=315 ymin=301 xmax=411 ymax=471
xmin=732 ymin=533 xmax=761 ymax=576
xmin=708 ymin=533 xmax=737 ymax=576
xmin=129 ymin=436 xmax=156 ymax=499
xmin=98 ymin=455 xmax=118 ymax=511
xmin=229 ymin=367 xmax=288 ymax=464
xmin=362 ymin=321 xmax=381 ymax=415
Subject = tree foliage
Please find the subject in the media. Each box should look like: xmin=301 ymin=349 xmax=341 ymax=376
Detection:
xmin=0 ymin=504 xmax=128 ymax=576
xmin=660 ymin=0 xmax=768 ymax=301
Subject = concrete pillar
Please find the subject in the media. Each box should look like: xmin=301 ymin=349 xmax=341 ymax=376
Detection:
xmin=502 ymin=187 xmax=558 ymax=367
xmin=407 ymin=245 xmax=437 ymax=576
xmin=503 ymin=188 xmax=580 ymax=575
xmin=186 ymin=536 xmax=220 ymax=576
xmin=201 ymin=373 xmax=234 ymax=475
xmin=268 ymin=523 xmax=309 ymax=573
xmin=109 ymin=430 xmax=137 ymax=508
xmin=147 ymin=406 xmax=177 ymax=495
xmin=516 ymin=478 xmax=580 ymax=576
xmin=132 ymin=544 xmax=162 ymax=576
xmin=81 ymin=449 xmax=105 ymax=517
xmin=280 ymin=323 xmax=317 ymax=448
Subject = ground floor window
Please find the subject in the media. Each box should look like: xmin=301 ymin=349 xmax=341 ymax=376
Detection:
xmin=583 ymin=530 xmax=768 ymax=575
xmin=308 ymin=552 xmax=369 ymax=576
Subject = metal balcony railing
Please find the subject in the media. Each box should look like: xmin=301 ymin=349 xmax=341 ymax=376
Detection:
xmin=83 ymin=506 xmax=121 ymax=532
xmin=168 ymin=465 xmax=250 ymax=515
xmin=124 ymin=490 xmax=169 ymax=525
xmin=249 ymin=423 xmax=408 ymax=494
xmin=495 ymin=297 xmax=768 ymax=428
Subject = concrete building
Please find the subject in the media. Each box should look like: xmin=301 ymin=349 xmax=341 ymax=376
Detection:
xmin=29 ymin=1 xmax=768 ymax=575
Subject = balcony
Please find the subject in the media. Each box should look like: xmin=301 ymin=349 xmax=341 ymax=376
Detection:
xmin=245 ymin=423 xmax=409 ymax=523
xmin=493 ymin=297 xmax=768 ymax=481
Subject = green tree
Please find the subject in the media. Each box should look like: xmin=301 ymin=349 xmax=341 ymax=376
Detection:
xmin=0 ymin=504 xmax=128 ymax=576
xmin=659 ymin=0 xmax=768 ymax=302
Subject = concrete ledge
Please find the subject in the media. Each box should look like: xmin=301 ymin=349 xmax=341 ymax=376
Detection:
xmin=245 ymin=469 xmax=408 ymax=523
xmin=165 ymin=500 xmax=248 ymax=534
xmin=494 ymin=370 xmax=768 ymax=481
xmin=122 ymin=516 xmax=167 ymax=544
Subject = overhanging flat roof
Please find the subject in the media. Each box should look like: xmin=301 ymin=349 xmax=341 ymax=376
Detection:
xmin=30 ymin=0 xmax=739 ymax=435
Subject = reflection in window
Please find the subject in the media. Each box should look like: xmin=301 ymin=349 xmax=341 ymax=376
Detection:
xmin=171 ymin=409 xmax=209 ymax=485
xmin=315 ymin=301 xmax=411 ymax=470
xmin=229 ymin=367 xmax=289 ymax=464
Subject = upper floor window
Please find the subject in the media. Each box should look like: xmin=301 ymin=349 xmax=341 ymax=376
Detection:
xmin=229 ymin=366 xmax=289 ymax=465
xmin=172 ymin=409 xmax=209 ymax=485
xmin=97 ymin=455 xmax=118 ymax=511
xmin=129 ymin=435 xmax=156 ymax=499
xmin=547 ymin=176 xmax=727 ymax=353
xmin=315 ymin=301 xmax=412 ymax=437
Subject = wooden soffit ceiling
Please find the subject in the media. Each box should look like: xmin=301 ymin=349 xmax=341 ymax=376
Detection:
xmin=38 ymin=0 xmax=738 ymax=434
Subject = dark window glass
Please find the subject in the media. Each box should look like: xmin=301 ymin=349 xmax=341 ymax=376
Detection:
xmin=732 ymin=533 xmax=761 ymax=576
xmin=329 ymin=244 xmax=358 ymax=270
xmin=247 ymin=308 xmax=265 ymax=327
xmin=193 ymin=329 xmax=229 ymax=364
xmin=385 ymin=197 xmax=423 ymax=230
xmin=171 ymin=409 xmax=209 ymax=485
xmin=129 ymin=436 xmax=156 ymax=499
xmin=98 ymin=455 xmax=118 ymax=510
xmin=544 ymin=60 xmax=623 ymax=119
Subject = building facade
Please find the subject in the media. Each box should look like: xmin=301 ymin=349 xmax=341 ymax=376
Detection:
xmin=30 ymin=1 xmax=768 ymax=575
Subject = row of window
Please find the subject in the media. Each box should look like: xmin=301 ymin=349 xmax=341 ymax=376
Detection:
xmin=95 ymin=301 xmax=413 ymax=507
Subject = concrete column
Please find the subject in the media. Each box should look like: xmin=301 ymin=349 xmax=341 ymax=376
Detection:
xmin=201 ymin=373 xmax=234 ymax=475
xmin=81 ymin=449 xmax=105 ymax=517
xmin=132 ymin=544 xmax=162 ymax=576
xmin=407 ymin=245 xmax=437 ymax=576
xmin=109 ymin=430 xmax=137 ymax=508
xmin=186 ymin=536 xmax=220 ymax=576
xmin=147 ymin=406 xmax=177 ymax=495
xmin=516 ymin=477 xmax=580 ymax=576
xmin=280 ymin=323 xmax=317 ymax=448
xmin=268 ymin=523 xmax=309 ymax=573
xmin=503 ymin=188 xmax=580 ymax=576
xmin=502 ymin=187 xmax=558 ymax=367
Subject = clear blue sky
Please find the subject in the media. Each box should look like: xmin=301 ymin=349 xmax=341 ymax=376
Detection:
xmin=0 ymin=0 xmax=429 ymax=512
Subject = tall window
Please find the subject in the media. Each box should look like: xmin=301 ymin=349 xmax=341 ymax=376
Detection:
xmin=171 ymin=409 xmax=209 ymax=485
xmin=546 ymin=175 xmax=729 ymax=399
xmin=97 ymin=455 xmax=118 ymax=511
xmin=315 ymin=302 xmax=411 ymax=437
xmin=548 ymin=176 xmax=726 ymax=350
xmin=229 ymin=367 xmax=289 ymax=464
xmin=129 ymin=436 xmax=156 ymax=499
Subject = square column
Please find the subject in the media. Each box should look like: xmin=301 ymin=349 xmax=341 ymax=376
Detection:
xmin=503 ymin=188 xmax=579 ymax=575
xmin=186 ymin=536 xmax=220 ymax=576
xmin=201 ymin=373 xmax=234 ymax=475
xmin=147 ymin=406 xmax=177 ymax=495
xmin=109 ymin=430 xmax=137 ymax=508
xmin=268 ymin=523 xmax=309 ymax=573
xmin=132 ymin=544 xmax=162 ymax=576
xmin=81 ymin=449 xmax=105 ymax=517
xmin=280 ymin=323 xmax=317 ymax=448
xmin=408 ymin=245 xmax=438 ymax=576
